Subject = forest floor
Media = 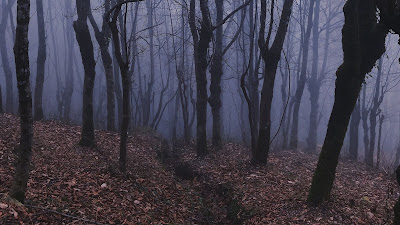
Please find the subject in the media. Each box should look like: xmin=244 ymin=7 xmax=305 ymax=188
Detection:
xmin=0 ymin=113 xmax=398 ymax=224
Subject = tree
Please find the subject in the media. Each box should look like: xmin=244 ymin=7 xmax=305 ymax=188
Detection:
xmin=63 ymin=0 xmax=75 ymax=123
xmin=348 ymin=99 xmax=361 ymax=160
xmin=106 ymin=0 xmax=143 ymax=172
xmin=244 ymin=0 xmax=294 ymax=164
xmin=289 ymin=0 xmax=315 ymax=150
xmin=209 ymin=0 xmax=246 ymax=148
xmin=9 ymin=0 xmax=33 ymax=203
xmin=366 ymin=57 xmax=384 ymax=166
xmin=0 ymin=0 xmax=16 ymax=113
xmin=189 ymin=0 xmax=251 ymax=157
xmin=88 ymin=0 xmax=116 ymax=131
xmin=33 ymin=0 xmax=46 ymax=121
xmin=74 ymin=0 xmax=97 ymax=147
xmin=308 ymin=0 xmax=389 ymax=204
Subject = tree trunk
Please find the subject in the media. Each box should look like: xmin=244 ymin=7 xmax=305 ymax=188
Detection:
xmin=209 ymin=0 xmax=223 ymax=148
xmin=10 ymin=0 xmax=33 ymax=203
xmin=0 ymin=1 xmax=14 ymax=113
xmin=254 ymin=0 xmax=294 ymax=164
xmin=376 ymin=114 xmax=383 ymax=168
xmin=289 ymin=0 xmax=315 ymax=150
xmin=33 ymin=0 xmax=46 ymax=121
xmin=361 ymin=86 xmax=369 ymax=158
xmin=366 ymin=57 xmax=383 ymax=166
xmin=89 ymin=0 xmax=115 ymax=131
xmin=188 ymin=0 xmax=212 ymax=157
xmin=306 ymin=0 xmax=321 ymax=153
xmin=74 ymin=0 xmax=96 ymax=147
xmin=307 ymin=0 xmax=388 ymax=204
xmin=63 ymin=0 xmax=75 ymax=123
xmin=348 ymin=99 xmax=361 ymax=160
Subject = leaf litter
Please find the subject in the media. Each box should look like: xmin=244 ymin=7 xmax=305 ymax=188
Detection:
xmin=0 ymin=114 xmax=398 ymax=224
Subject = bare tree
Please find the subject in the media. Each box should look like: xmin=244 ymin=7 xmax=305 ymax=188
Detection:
xmin=74 ymin=0 xmax=97 ymax=147
xmin=63 ymin=0 xmax=75 ymax=123
xmin=88 ymin=0 xmax=116 ymax=131
xmin=289 ymin=0 xmax=315 ymax=150
xmin=9 ymin=0 xmax=33 ymax=203
xmin=209 ymin=0 xmax=246 ymax=148
xmin=348 ymin=98 xmax=361 ymax=160
xmin=33 ymin=0 xmax=46 ymax=121
xmin=250 ymin=0 xmax=294 ymax=163
xmin=308 ymin=0 xmax=389 ymax=204
xmin=0 ymin=0 xmax=16 ymax=113
xmin=106 ymin=0 xmax=143 ymax=172
xmin=189 ymin=0 xmax=251 ymax=157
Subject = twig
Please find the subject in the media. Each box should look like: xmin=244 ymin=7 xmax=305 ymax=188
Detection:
xmin=25 ymin=204 xmax=107 ymax=225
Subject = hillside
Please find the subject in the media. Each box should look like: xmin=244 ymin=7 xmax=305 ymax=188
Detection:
xmin=0 ymin=113 xmax=398 ymax=224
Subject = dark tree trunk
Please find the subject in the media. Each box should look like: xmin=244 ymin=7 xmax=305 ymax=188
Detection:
xmin=107 ymin=0 xmax=141 ymax=172
xmin=33 ymin=0 xmax=46 ymax=121
xmin=188 ymin=0 xmax=212 ymax=157
xmin=254 ymin=0 xmax=294 ymax=164
xmin=348 ymin=99 xmax=361 ymax=160
xmin=9 ymin=0 xmax=33 ymax=203
xmin=74 ymin=0 xmax=96 ymax=147
xmin=0 ymin=1 xmax=15 ymax=113
xmin=307 ymin=0 xmax=388 ymax=204
xmin=209 ymin=0 xmax=223 ymax=147
xmin=289 ymin=0 xmax=315 ymax=150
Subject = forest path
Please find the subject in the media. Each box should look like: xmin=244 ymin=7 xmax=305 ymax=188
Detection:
xmin=0 ymin=113 xmax=398 ymax=224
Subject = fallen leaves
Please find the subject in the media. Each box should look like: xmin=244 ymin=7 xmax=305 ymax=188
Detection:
xmin=0 ymin=113 xmax=398 ymax=224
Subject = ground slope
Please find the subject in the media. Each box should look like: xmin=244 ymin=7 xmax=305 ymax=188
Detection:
xmin=0 ymin=113 xmax=398 ymax=224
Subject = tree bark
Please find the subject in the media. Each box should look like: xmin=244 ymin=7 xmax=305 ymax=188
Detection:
xmin=33 ymin=0 xmax=46 ymax=121
xmin=9 ymin=0 xmax=33 ymax=204
xmin=74 ymin=0 xmax=97 ymax=147
xmin=307 ymin=0 xmax=388 ymax=204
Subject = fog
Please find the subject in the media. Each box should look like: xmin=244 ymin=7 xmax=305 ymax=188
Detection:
xmin=1 ymin=0 xmax=400 ymax=166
